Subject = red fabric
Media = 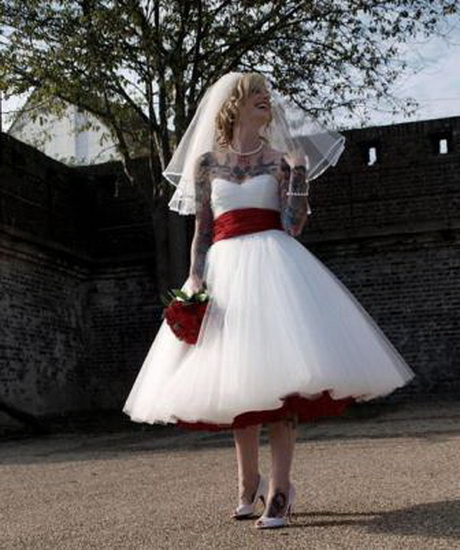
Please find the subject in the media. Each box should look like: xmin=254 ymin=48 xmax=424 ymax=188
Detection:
xmin=213 ymin=208 xmax=283 ymax=243
xmin=176 ymin=391 xmax=355 ymax=432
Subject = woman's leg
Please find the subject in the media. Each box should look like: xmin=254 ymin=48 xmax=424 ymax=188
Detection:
xmin=233 ymin=424 xmax=262 ymax=503
xmin=264 ymin=416 xmax=297 ymax=517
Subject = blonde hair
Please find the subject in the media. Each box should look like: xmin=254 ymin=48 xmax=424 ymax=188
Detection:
xmin=215 ymin=73 xmax=271 ymax=148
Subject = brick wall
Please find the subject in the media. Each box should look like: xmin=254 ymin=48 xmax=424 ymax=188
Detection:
xmin=303 ymin=116 xmax=460 ymax=396
xmin=1 ymin=115 xmax=459 ymax=417
xmin=0 ymin=135 xmax=160 ymax=415
xmin=1 ymin=234 xmax=93 ymax=414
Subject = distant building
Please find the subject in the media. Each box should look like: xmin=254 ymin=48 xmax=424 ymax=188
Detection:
xmin=7 ymin=95 xmax=121 ymax=166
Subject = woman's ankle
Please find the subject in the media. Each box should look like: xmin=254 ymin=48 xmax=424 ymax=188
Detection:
xmin=264 ymin=489 xmax=289 ymax=517
xmin=239 ymin=473 xmax=262 ymax=503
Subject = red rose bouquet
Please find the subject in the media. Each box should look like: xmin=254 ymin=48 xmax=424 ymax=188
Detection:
xmin=161 ymin=287 xmax=210 ymax=345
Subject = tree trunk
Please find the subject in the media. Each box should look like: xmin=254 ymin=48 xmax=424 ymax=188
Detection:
xmin=130 ymin=162 xmax=189 ymax=296
xmin=151 ymin=200 xmax=189 ymax=295
xmin=150 ymin=198 xmax=172 ymax=296
xmin=168 ymin=210 xmax=189 ymax=287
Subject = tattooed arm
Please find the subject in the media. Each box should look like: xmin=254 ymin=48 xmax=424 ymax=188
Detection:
xmin=280 ymin=156 xmax=310 ymax=237
xmin=188 ymin=153 xmax=214 ymax=292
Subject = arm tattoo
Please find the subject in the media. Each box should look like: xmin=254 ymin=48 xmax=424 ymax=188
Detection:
xmin=280 ymin=158 xmax=309 ymax=236
xmin=189 ymin=153 xmax=213 ymax=279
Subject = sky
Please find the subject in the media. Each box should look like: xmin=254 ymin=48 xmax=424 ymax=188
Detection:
xmin=364 ymin=18 xmax=460 ymax=128
xmin=2 ymin=17 xmax=460 ymax=132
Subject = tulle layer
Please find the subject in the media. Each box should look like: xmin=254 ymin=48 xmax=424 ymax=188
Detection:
xmin=123 ymin=229 xmax=414 ymax=430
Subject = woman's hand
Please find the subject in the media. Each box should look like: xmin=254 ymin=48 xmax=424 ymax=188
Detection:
xmin=284 ymin=154 xmax=306 ymax=170
xmin=185 ymin=273 xmax=206 ymax=294
xmin=286 ymin=214 xmax=307 ymax=237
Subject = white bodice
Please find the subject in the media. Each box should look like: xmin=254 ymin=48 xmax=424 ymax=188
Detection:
xmin=211 ymin=175 xmax=280 ymax=217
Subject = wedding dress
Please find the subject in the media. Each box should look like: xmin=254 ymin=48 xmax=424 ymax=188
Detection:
xmin=123 ymin=174 xmax=414 ymax=430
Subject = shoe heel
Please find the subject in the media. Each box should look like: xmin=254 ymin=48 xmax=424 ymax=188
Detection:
xmin=288 ymin=485 xmax=296 ymax=520
xmin=233 ymin=475 xmax=267 ymax=520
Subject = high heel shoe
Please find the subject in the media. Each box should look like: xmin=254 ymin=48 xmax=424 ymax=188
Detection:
xmin=232 ymin=475 xmax=268 ymax=519
xmin=255 ymin=484 xmax=296 ymax=529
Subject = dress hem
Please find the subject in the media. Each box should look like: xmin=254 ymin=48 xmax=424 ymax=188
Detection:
xmin=174 ymin=391 xmax=355 ymax=432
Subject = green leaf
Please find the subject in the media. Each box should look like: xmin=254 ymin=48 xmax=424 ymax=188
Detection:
xmin=174 ymin=289 xmax=190 ymax=301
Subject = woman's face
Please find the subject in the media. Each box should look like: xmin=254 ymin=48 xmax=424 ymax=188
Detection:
xmin=237 ymin=85 xmax=271 ymax=128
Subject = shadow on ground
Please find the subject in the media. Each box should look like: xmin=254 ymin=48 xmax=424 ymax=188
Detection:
xmin=292 ymin=499 xmax=460 ymax=540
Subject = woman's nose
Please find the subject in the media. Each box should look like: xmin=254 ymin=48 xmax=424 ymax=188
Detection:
xmin=257 ymin=92 xmax=269 ymax=104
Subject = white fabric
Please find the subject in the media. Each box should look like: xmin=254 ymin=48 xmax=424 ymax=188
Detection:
xmin=123 ymin=176 xmax=415 ymax=426
xmin=165 ymin=72 xmax=345 ymax=215
xmin=211 ymin=175 xmax=280 ymax=217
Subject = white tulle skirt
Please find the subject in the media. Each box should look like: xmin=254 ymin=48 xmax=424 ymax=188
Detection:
xmin=123 ymin=229 xmax=415 ymax=430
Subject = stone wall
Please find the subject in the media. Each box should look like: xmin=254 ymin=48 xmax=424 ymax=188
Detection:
xmin=1 ymin=115 xmax=459 ymax=417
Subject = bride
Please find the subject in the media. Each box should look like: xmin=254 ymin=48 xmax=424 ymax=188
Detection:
xmin=123 ymin=72 xmax=415 ymax=529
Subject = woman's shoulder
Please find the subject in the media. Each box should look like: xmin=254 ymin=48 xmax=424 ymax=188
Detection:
xmin=265 ymin=145 xmax=285 ymax=157
xmin=264 ymin=147 xmax=289 ymax=172
xmin=265 ymin=146 xmax=288 ymax=162
xmin=195 ymin=151 xmax=215 ymax=164
xmin=194 ymin=151 xmax=220 ymax=175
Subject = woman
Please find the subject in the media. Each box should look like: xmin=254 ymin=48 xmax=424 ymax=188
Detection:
xmin=123 ymin=72 xmax=415 ymax=529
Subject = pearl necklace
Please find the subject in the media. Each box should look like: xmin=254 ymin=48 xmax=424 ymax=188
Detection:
xmin=228 ymin=141 xmax=264 ymax=157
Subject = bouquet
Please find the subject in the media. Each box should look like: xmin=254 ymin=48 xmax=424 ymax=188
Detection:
xmin=161 ymin=287 xmax=210 ymax=345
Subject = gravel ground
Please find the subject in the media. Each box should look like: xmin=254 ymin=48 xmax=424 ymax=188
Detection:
xmin=0 ymin=400 xmax=459 ymax=550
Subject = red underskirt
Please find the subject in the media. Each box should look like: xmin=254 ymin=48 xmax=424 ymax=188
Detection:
xmin=176 ymin=391 xmax=355 ymax=432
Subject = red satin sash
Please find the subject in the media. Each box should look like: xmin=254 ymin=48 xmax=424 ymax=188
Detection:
xmin=212 ymin=208 xmax=283 ymax=243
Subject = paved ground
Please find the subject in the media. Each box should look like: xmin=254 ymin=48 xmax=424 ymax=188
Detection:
xmin=1 ymin=400 xmax=459 ymax=550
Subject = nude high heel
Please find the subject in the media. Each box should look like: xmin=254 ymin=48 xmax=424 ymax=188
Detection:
xmin=254 ymin=484 xmax=296 ymax=529
xmin=232 ymin=475 xmax=268 ymax=519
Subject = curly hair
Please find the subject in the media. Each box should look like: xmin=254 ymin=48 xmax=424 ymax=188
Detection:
xmin=215 ymin=73 xmax=271 ymax=148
